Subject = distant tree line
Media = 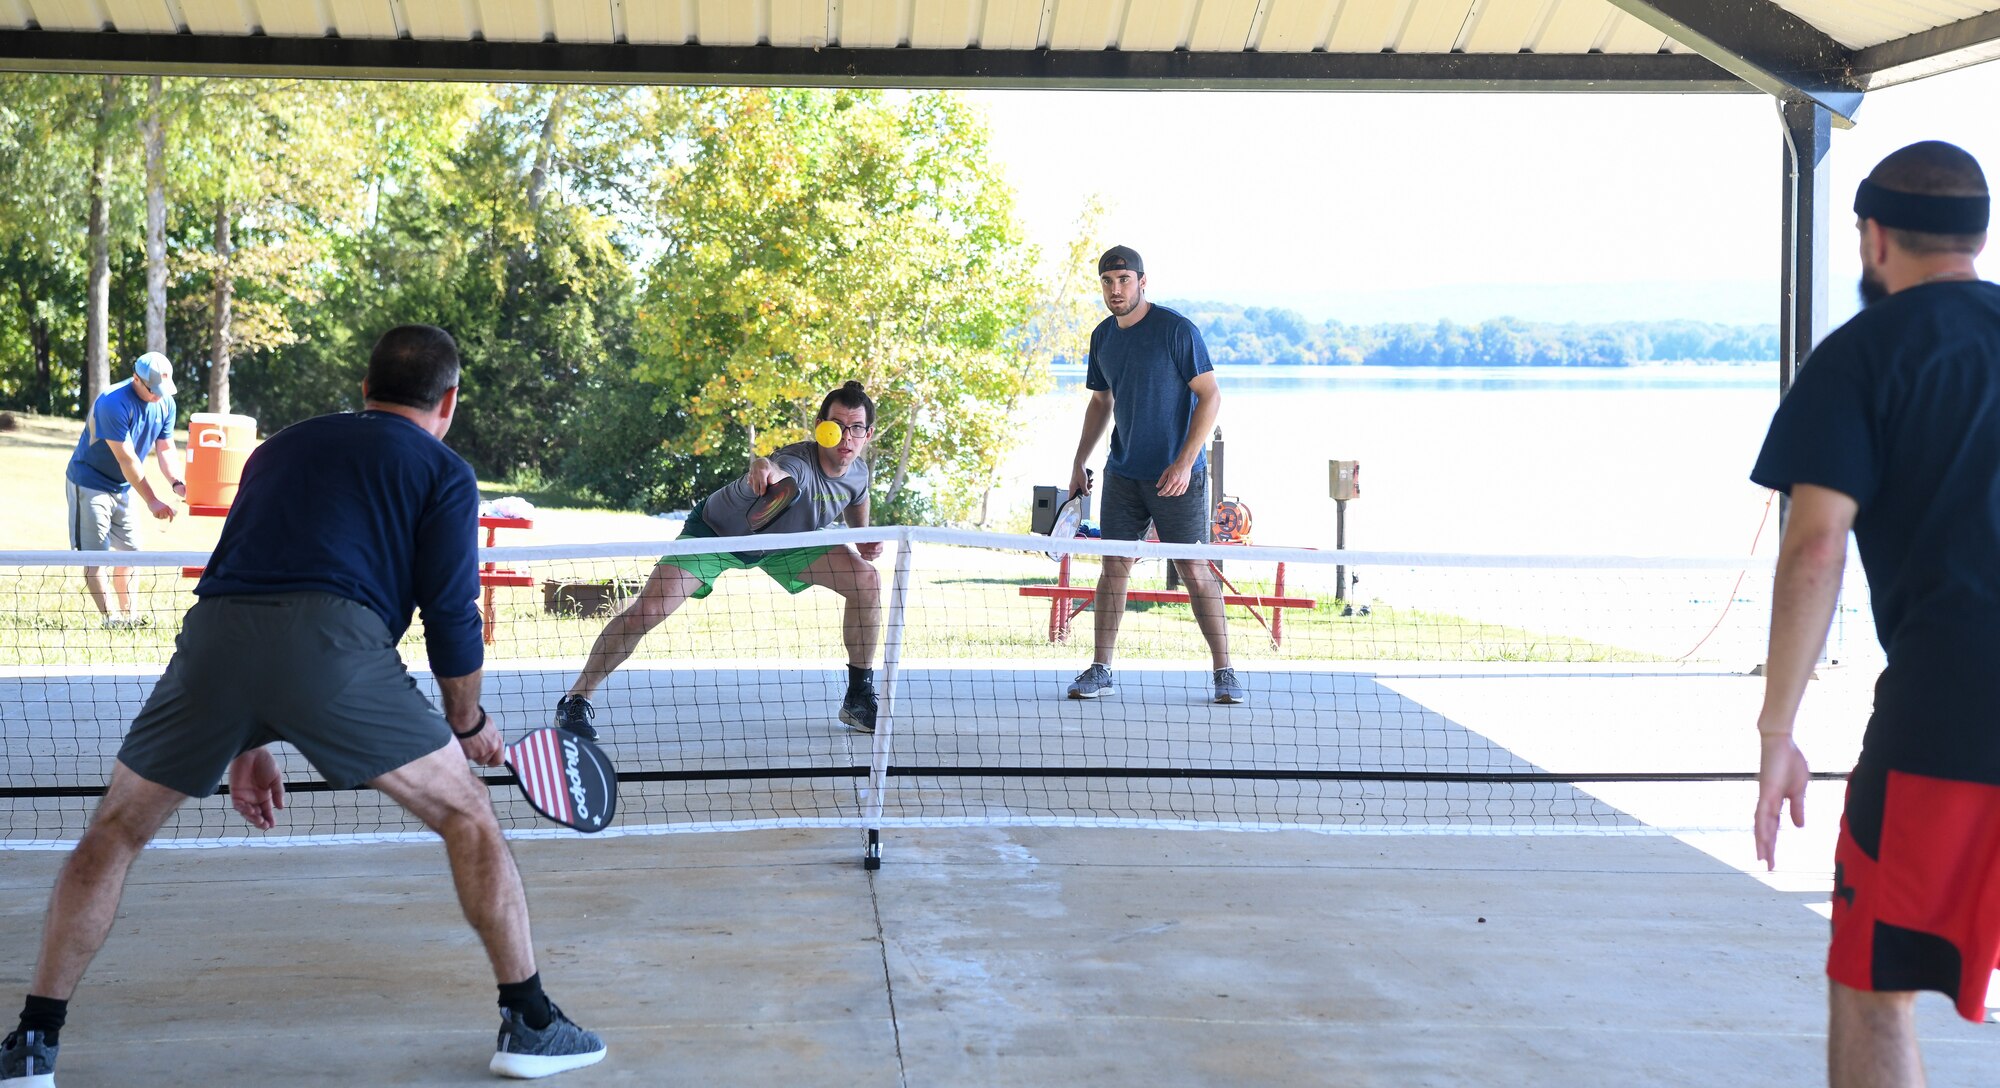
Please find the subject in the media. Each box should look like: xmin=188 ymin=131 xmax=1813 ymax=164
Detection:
xmin=1142 ymin=301 xmax=1777 ymax=368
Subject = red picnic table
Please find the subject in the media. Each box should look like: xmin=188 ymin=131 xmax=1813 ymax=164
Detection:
xmin=1019 ymin=547 xmax=1316 ymax=647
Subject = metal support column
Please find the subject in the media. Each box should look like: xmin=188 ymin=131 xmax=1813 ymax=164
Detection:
xmin=1778 ymin=98 xmax=1834 ymax=532
xmin=1779 ymin=99 xmax=1832 ymax=399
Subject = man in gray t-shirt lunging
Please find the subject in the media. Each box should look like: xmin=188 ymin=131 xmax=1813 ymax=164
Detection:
xmin=554 ymin=381 xmax=887 ymax=734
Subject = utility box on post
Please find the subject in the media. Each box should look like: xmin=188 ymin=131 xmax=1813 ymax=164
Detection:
xmin=1328 ymin=460 xmax=1362 ymax=608
xmin=1329 ymin=460 xmax=1361 ymax=502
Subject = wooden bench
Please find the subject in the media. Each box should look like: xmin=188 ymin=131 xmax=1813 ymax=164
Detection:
xmin=1019 ymin=552 xmax=1316 ymax=647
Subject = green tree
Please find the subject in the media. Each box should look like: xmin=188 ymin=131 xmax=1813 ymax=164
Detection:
xmin=235 ymin=84 xmax=641 ymax=488
xmin=0 ymin=76 xmax=95 ymax=413
xmin=634 ymin=88 xmax=1041 ymax=523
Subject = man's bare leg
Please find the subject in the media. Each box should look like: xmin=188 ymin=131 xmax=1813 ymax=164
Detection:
xmin=1173 ymin=558 xmax=1231 ymax=671
xmin=30 ymin=762 xmax=189 ymax=999
xmin=564 ymin=563 xmax=702 ymax=702
xmin=1829 ymin=982 xmax=1924 ymax=1088
xmin=1090 ymin=555 xmax=1134 ymax=666
xmin=370 ymin=741 xmax=537 ymax=984
xmin=109 ymin=565 xmax=134 ymax=619
xmin=798 ymin=546 xmax=882 ymax=668
xmin=81 ymin=566 xmax=114 ymax=619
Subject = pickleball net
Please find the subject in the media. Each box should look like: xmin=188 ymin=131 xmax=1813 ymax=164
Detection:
xmin=0 ymin=528 xmax=1873 ymax=847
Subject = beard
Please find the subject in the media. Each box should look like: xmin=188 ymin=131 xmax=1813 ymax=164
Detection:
xmin=1858 ymin=268 xmax=1890 ymax=307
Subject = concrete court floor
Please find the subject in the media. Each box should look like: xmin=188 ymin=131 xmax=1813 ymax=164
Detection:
xmin=6 ymin=824 xmax=2000 ymax=1088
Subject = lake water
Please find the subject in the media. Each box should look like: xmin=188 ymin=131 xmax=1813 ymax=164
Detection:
xmin=997 ymin=364 xmax=1785 ymax=559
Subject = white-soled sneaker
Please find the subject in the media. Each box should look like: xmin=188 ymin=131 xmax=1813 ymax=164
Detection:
xmin=1066 ymin=663 xmax=1115 ymax=699
xmin=1213 ymin=667 xmax=1247 ymax=705
xmin=552 ymin=694 xmax=598 ymax=742
xmin=1 ymin=1029 xmax=57 ymax=1088
xmin=490 ymin=1004 xmax=605 ymax=1079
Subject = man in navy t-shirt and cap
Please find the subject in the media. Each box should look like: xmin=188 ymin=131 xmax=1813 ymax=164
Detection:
xmin=1063 ymin=245 xmax=1243 ymax=705
xmin=64 ymin=351 xmax=185 ymax=627
xmin=1751 ymin=140 xmax=2000 ymax=1087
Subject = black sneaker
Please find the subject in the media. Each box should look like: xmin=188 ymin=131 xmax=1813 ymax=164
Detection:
xmin=553 ymin=694 xmax=597 ymax=741
xmin=1 ymin=1029 xmax=57 ymax=1087
xmin=489 ymin=1003 xmax=606 ymax=1079
xmin=839 ymin=686 xmax=878 ymax=734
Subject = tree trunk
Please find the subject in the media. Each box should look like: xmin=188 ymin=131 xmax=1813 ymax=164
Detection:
xmin=19 ymin=279 xmax=53 ymax=412
xmin=503 ymin=89 xmax=570 ymax=322
xmin=84 ymin=75 xmax=120 ymax=405
xmin=143 ymin=75 xmax=168 ymax=355
xmin=208 ymin=200 xmax=234 ymax=414
xmin=884 ymin=413 xmax=914 ymax=508
xmin=525 ymin=88 xmax=569 ymax=216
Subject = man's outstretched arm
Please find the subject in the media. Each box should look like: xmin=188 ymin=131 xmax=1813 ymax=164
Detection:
xmin=746 ymin=456 xmax=792 ymax=495
xmin=1754 ymin=483 xmax=1857 ymax=870
xmin=845 ymin=497 xmax=880 ymax=560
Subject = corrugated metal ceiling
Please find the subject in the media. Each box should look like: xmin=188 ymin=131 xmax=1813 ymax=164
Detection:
xmin=4 ymin=0 xmax=1999 ymax=116
xmin=8 ymin=0 xmax=1978 ymax=54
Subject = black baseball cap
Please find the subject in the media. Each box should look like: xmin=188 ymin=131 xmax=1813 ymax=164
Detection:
xmin=1098 ymin=245 xmax=1144 ymax=276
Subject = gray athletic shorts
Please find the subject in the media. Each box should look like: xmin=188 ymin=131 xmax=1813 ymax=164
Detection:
xmin=119 ymin=593 xmax=452 ymax=797
xmin=66 ymin=479 xmax=136 ymax=552
xmin=1099 ymin=467 xmax=1210 ymax=545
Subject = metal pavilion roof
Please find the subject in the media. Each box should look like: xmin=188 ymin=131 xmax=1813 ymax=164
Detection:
xmin=0 ymin=2 xmax=1997 ymax=127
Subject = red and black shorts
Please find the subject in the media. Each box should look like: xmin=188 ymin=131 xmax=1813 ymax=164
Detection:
xmin=1830 ymin=760 xmax=2000 ymax=1022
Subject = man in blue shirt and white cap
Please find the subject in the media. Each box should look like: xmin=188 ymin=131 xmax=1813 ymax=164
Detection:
xmin=63 ymin=352 xmax=185 ymax=627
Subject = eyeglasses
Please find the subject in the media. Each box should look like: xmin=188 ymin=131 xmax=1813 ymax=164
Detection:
xmin=825 ymin=422 xmax=871 ymax=440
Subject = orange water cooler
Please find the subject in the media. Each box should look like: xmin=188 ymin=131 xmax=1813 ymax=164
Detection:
xmin=185 ymin=412 xmax=257 ymax=510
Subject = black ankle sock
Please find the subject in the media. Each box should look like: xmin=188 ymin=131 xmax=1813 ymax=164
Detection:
xmin=18 ymin=994 xmax=66 ymax=1045
xmin=847 ymin=665 xmax=874 ymax=694
xmin=497 ymin=974 xmax=553 ymax=1031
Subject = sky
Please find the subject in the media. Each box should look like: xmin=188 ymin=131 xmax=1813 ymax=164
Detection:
xmin=964 ymin=59 xmax=2000 ymax=328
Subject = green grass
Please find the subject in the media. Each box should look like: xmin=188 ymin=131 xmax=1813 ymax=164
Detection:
xmin=0 ymin=410 xmax=1656 ymax=668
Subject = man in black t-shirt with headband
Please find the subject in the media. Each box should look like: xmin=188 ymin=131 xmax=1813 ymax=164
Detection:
xmin=554 ymin=381 xmax=884 ymax=736
xmin=1752 ymin=140 xmax=1999 ymax=1087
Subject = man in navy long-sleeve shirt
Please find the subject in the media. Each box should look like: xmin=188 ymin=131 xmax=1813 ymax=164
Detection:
xmin=3 ymin=326 xmax=606 ymax=1083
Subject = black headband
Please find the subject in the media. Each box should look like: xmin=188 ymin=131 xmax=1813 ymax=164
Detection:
xmin=1854 ymin=177 xmax=1990 ymax=234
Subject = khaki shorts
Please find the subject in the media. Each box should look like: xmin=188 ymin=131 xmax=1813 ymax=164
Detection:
xmin=119 ymin=593 xmax=452 ymax=796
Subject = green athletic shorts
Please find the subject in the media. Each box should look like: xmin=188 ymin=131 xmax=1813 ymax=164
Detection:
xmin=662 ymin=503 xmax=830 ymax=600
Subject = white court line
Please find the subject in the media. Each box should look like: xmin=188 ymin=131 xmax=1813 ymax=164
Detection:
xmin=0 ymin=817 xmax=1714 ymax=852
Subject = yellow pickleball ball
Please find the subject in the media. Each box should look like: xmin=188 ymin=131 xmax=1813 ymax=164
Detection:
xmin=815 ymin=420 xmax=843 ymax=448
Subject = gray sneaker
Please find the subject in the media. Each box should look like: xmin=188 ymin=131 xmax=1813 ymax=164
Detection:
xmin=1 ymin=1029 xmax=57 ymax=1088
xmin=839 ymin=687 xmax=878 ymax=733
xmin=1067 ymin=663 xmax=1115 ymax=699
xmin=552 ymin=694 xmax=598 ymax=742
xmin=1213 ymin=667 xmax=1247 ymax=705
xmin=490 ymin=1003 xmax=606 ymax=1079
